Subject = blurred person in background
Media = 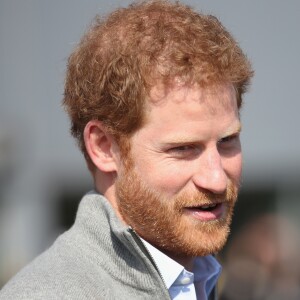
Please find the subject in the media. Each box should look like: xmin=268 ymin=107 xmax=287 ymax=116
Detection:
xmin=220 ymin=213 xmax=300 ymax=300
xmin=0 ymin=1 xmax=253 ymax=299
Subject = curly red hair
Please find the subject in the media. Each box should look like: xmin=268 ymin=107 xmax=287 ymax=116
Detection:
xmin=63 ymin=0 xmax=253 ymax=164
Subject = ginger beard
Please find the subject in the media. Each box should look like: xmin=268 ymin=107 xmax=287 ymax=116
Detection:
xmin=115 ymin=161 xmax=239 ymax=258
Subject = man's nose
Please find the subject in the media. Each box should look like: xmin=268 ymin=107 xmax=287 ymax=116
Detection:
xmin=192 ymin=147 xmax=227 ymax=194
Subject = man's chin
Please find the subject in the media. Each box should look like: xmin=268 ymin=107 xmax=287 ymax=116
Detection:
xmin=157 ymin=222 xmax=231 ymax=258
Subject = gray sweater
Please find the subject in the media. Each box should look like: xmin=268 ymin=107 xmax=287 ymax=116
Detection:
xmin=0 ymin=192 xmax=171 ymax=300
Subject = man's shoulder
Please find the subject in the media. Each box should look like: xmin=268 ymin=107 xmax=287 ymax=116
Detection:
xmin=0 ymin=234 xmax=108 ymax=299
xmin=0 ymin=193 xmax=169 ymax=300
xmin=0 ymin=234 xmax=166 ymax=300
xmin=0 ymin=193 xmax=119 ymax=299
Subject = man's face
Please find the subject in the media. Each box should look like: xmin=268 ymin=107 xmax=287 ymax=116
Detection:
xmin=115 ymin=83 xmax=242 ymax=258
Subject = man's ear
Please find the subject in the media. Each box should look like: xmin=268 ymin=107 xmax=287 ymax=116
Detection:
xmin=84 ymin=120 xmax=119 ymax=172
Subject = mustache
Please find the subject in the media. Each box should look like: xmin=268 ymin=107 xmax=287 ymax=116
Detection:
xmin=173 ymin=184 xmax=238 ymax=209
xmin=118 ymin=165 xmax=239 ymax=210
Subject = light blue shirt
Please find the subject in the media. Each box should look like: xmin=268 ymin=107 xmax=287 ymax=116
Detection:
xmin=142 ymin=239 xmax=221 ymax=300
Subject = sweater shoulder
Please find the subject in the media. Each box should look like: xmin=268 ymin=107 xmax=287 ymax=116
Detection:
xmin=0 ymin=192 xmax=169 ymax=300
xmin=0 ymin=235 xmax=111 ymax=300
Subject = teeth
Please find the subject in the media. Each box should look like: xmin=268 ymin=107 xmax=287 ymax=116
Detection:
xmin=201 ymin=204 xmax=217 ymax=209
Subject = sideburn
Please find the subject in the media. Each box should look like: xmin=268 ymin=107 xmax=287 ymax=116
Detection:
xmin=115 ymin=134 xmax=133 ymax=172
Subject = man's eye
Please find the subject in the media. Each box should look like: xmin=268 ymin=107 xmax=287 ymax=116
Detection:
xmin=167 ymin=145 xmax=199 ymax=158
xmin=171 ymin=145 xmax=193 ymax=152
xmin=218 ymin=134 xmax=240 ymax=147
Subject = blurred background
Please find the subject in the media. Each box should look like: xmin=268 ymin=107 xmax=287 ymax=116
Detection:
xmin=1 ymin=0 xmax=299 ymax=298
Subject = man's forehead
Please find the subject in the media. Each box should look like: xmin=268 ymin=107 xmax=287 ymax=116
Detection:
xmin=146 ymin=82 xmax=238 ymax=114
xmin=128 ymin=82 xmax=241 ymax=146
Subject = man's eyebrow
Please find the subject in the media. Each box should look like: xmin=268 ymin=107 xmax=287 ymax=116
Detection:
xmin=225 ymin=123 xmax=242 ymax=136
xmin=159 ymin=135 xmax=203 ymax=145
xmin=162 ymin=124 xmax=242 ymax=144
xmin=160 ymin=140 xmax=199 ymax=147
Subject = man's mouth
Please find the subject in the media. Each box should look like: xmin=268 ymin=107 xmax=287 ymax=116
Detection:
xmin=183 ymin=202 xmax=225 ymax=221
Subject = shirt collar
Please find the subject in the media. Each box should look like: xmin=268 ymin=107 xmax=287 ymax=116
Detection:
xmin=141 ymin=238 xmax=221 ymax=292
xmin=194 ymin=254 xmax=221 ymax=295
xmin=141 ymin=238 xmax=183 ymax=288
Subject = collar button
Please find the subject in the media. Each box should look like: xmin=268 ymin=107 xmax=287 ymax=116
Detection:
xmin=180 ymin=277 xmax=192 ymax=285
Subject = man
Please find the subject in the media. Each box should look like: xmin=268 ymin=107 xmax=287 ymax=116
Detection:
xmin=0 ymin=1 xmax=253 ymax=299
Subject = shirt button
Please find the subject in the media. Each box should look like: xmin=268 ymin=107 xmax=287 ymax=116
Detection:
xmin=180 ymin=277 xmax=192 ymax=285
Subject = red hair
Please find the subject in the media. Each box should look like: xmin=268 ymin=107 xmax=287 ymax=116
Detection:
xmin=63 ymin=0 xmax=253 ymax=164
